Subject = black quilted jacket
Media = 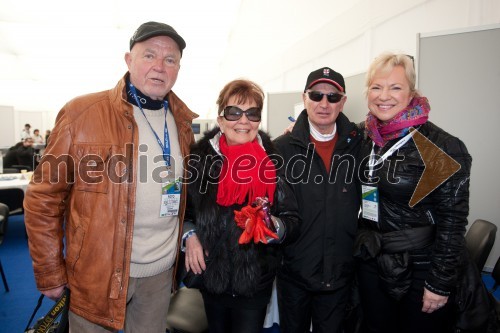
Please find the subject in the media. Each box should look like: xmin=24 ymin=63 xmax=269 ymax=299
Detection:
xmin=358 ymin=121 xmax=472 ymax=295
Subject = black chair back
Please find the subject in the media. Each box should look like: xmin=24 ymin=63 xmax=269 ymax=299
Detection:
xmin=0 ymin=188 xmax=25 ymax=216
xmin=0 ymin=203 xmax=9 ymax=244
xmin=0 ymin=202 xmax=10 ymax=291
xmin=465 ymin=219 xmax=497 ymax=272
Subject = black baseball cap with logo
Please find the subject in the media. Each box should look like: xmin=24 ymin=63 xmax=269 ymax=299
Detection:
xmin=304 ymin=67 xmax=345 ymax=93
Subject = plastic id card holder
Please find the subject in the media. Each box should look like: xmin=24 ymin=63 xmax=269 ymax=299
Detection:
xmin=160 ymin=177 xmax=182 ymax=217
xmin=362 ymin=185 xmax=379 ymax=222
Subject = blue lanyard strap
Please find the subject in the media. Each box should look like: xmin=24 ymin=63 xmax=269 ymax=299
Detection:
xmin=129 ymin=83 xmax=171 ymax=166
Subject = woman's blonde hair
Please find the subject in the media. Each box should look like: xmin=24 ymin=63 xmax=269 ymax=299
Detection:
xmin=365 ymin=52 xmax=417 ymax=97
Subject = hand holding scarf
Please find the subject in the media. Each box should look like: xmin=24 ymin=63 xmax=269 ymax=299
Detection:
xmin=234 ymin=202 xmax=278 ymax=244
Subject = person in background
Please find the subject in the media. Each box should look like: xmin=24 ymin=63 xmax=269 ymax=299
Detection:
xmin=3 ymin=137 xmax=35 ymax=170
xmin=183 ymin=79 xmax=300 ymax=333
xmin=32 ymin=129 xmax=45 ymax=144
xmin=32 ymin=129 xmax=45 ymax=156
xmin=20 ymin=123 xmax=31 ymax=141
xmin=273 ymin=67 xmax=362 ymax=333
xmin=24 ymin=21 xmax=197 ymax=332
xmin=45 ymin=129 xmax=52 ymax=146
xmin=354 ymin=52 xmax=485 ymax=333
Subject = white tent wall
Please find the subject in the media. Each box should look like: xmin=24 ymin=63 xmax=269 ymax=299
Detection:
xmin=221 ymin=0 xmax=499 ymax=97
xmin=220 ymin=0 xmax=499 ymax=126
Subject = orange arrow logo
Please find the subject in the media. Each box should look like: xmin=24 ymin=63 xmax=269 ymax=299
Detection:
xmin=408 ymin=127 xmax=461 ymax=207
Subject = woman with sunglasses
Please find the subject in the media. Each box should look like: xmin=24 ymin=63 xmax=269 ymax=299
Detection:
xmin=354 ymin=52 xmax=491 ymax=332
xmin=182 ymin=79 xmax=300 ymax=333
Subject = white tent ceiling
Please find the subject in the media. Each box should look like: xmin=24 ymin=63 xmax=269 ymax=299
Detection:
xmin=0 ymin=0 xmax=358 ymax=117
xmin=0 ymin=0 xmax=242 ymax=116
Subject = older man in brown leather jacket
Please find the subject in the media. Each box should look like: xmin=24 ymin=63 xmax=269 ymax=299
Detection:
xmin=24 ymin=22 xmax=198 ymax=332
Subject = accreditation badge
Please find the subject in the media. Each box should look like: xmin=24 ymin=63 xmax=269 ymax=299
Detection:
xmin=362 ymin=185 xmax=379 ymax=222
xmin=159 ymin=168 xmax=181 ymax=217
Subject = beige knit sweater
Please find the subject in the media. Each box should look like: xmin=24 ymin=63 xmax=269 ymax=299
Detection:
xmin=129 ymin=105 xmax=182 ymax=278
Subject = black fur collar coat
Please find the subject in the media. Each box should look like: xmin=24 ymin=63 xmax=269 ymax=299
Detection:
xmin=184 ymin=127 xmax=300 ymax=297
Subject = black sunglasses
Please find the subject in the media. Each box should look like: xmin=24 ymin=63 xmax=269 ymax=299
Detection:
xmin=220 ymin=106 xmax=262 ymax=122
xmin=307 ymin=91 xmax=344 ymax=104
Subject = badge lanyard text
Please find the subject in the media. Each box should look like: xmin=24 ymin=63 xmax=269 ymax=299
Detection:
xmin=367 ymin=131 xmax=416 ymax=179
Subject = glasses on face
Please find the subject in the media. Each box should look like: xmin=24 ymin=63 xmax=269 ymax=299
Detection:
xmin=307 ymin=90 xmax=344 ymax=104
xmin=220 ymin=106 xmax=262 ymax=122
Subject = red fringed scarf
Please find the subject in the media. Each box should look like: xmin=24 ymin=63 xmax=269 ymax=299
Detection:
xmin=216 ymin=134 xmax=276 ymax=207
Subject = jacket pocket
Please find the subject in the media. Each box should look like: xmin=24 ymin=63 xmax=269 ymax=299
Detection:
xmin=74 ymin=145 xmax=111 ymax=193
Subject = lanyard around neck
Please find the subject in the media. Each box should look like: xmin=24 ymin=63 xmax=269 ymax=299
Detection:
xmin=129 ymin=83 xmax=171 ymax=166
xmin=368 ymin=131 xmax=415 ymax=178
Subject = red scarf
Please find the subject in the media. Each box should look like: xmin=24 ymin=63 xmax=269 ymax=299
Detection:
xmin=216 ymin=134 xmax=276 ymax=207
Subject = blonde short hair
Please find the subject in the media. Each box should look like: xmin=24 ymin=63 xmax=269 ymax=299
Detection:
xmin=365 ymin=52 xmax=417 ymax=97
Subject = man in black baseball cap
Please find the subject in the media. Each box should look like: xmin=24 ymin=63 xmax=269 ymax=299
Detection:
xmin=274 ymin=66 xmax=361 ymax=333
xmin=304 ymin=67 xmax=346 ymax=93
xmin=25 ymin=20 xmax=197 ymax=332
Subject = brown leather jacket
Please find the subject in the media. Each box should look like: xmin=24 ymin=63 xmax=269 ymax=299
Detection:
xmin=24 ymin=74 xmax=197 ymax=329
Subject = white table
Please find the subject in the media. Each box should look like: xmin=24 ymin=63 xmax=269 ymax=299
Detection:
xmin=0 ymin=173 xmax=30 ymax=192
